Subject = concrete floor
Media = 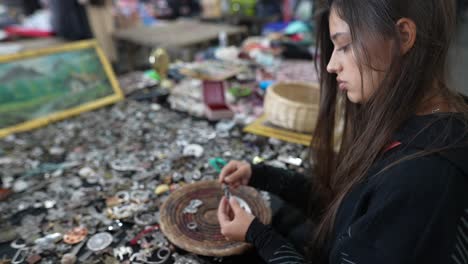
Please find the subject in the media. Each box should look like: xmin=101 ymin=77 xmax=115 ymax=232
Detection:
xmin=449 ymin=10 xmax=468 ymax=95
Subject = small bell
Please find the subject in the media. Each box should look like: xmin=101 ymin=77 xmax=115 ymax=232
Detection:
xmin=149 ymin=48 xmax=170 ymax=80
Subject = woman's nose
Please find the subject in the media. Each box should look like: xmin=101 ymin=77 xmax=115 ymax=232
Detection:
xmin=327 ymin=52 xmax=341 ymax=74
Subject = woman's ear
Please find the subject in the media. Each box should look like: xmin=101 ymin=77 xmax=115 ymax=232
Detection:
xmin=396 ymin=18 xmax=417 ymax=55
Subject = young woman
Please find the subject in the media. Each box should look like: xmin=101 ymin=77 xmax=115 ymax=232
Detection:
xmin=217 ymin=0 xmax=468 ymax=263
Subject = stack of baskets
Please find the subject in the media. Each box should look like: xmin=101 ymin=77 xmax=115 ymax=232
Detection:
xmin=264 ymin=82 xmax=320 ymax=133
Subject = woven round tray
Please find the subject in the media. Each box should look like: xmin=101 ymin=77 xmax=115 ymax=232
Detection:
xmin=264 ymin=82 xmax=320 ymax=133
xmin=159 ymin=181 xmax=271 ymax=257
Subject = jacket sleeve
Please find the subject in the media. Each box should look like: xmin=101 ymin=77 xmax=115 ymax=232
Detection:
xmin=249 ymin=163 xmax=314 ymax=212
xmin=246 ymin=218 xmax=306 ymax=264
xmin=329 ymin=157 xmax=468 ymax=264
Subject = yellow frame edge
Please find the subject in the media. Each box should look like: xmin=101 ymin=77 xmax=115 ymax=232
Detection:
xmin=243 ymin=115 xmax=312 ymax=146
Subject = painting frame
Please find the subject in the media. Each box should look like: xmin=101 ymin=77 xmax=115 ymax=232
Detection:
xmin=0 ymin=40 xmax=124 ymax=138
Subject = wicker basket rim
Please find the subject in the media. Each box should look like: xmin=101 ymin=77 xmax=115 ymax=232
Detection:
xmin=268 ymin=82 xmax=320 ymax=108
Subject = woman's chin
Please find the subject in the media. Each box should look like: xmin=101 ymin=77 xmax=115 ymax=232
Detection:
xmin=346 ymin=91 xmax=362 ymax=104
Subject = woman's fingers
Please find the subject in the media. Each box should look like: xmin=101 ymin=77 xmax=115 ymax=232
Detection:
xmin=218 ymin=161 xmax=238 ymax=183
xmin=219 ymin=161 xmax=247 ymax=186
xmin=228 ymin=197 xmax=242 ymax=214
xmin=217 ymin=197 xmax=230 ymax=224
xmin=224 ymin=169 xmax=245 ymax=184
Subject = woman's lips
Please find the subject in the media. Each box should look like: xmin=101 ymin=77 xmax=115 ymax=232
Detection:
xmin=338 ymin=81 xmax=348 ymax=91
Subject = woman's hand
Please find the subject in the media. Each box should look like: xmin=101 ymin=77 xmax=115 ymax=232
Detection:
xmin=217 ymin=196 xmax=255 ymax=242
xmin=218 ymin=160 xmax=252 ymax=189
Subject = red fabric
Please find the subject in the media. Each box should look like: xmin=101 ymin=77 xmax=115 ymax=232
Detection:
xmin=289 ymin=34 xmax=304 ymax=42
xmin=384 ymin=141 xmax=402 ymax=153
xmin=130 ymin=224 xmax=160 ymax=245
xmin=4 ymin=26 xmax=54 ymax=38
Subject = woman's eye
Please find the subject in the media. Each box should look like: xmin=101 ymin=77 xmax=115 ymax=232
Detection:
xmin=338 ymin=44 xmax=350 ymax=52
xmin=339 ymin=44 xmax=350 ymax=52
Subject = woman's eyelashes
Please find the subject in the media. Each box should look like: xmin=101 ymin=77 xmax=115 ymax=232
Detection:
xmin=337 ymin=44 xmax=351 ymax=52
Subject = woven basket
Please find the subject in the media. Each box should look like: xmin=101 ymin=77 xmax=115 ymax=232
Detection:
xmin=264 ymin=82 xmax=320 ymax=133
xmin=160 ymin=181 xmax=271 ymax=256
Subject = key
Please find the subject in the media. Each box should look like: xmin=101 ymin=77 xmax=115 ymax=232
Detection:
xmin=222 ymin=184 xmax=231 ymax=200
xmin=60 ymin=240 xmax=85 ymax=264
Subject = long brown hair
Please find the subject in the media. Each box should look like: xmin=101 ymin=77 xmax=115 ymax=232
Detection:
xmin=309 ymin=0 xmax=468 ymax=261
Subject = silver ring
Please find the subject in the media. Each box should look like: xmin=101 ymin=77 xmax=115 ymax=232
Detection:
xmin=189 ymin=199 xmax=202 ymax=208
xmin=192 ymin=171 xmax=202 ymax=181
xmin=134 ymin=212 xmax=156 ymax=226
xmin=143 ymin=246 xmax=171 ymax=264
xmin=10 ymin=239 xmax=27 ymax=249
xmin=187 ymin=222 xmax=198 ymax=230
xmin=115 ymin=191 xmax=130 ymax=202
xmin=157 ymin=246 xmax=171 ymax=260
xmin=130 ymin=190 xmax=150 ymax=203
xmin=113 ymin=204 xmax=133 ymax=219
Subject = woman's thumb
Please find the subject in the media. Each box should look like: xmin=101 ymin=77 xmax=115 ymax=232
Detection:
xmin=229 ymin=196 xmax=242 ymax=213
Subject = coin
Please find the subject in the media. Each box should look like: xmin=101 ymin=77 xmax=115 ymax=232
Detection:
xmin=86 ymin=232 xmax=113 ymax=252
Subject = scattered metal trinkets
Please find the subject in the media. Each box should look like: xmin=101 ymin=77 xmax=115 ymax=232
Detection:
xmin=156 ymin=246 xmax=171 ymax=262
xmin=118 ymin=71 xmax=159 ymax=95
xmin=26 ymin=254 xmax=42 ymax=264
xmin=155 ymin=184 xmax=170 ymax=196
xmin=183 ymin=144 xmax=204 ymax=158
xmin=277 ymin=155 xmax=303 ymax=167
xmin=131 ymin=190 xmax=151 ymax=203
xmin=134 ymin=211 xmax=158 ymax=226
xmin=0 ymin=98 xmax=308 ymax=263
xmin=34 ymin=233 xmax=62 ymax=251
xmin=113 ymin=246 xmax=133 ymax=261
xmin=0 ymin=227 xmax=17 ymax=243
xmin=0 ymin=188 xmax=13 ymax=201
xmin=192 ymin=170 xmax=203 ymax=181
xmin=60 ymin=240 xmax=85 ymax=264
xmin=11 ymin=247 xmax=29 ymax=264
xmin=173 ymin=253 xmax=201 ymax=264
xmin=10 ymin=239 xmax=27 ymax=249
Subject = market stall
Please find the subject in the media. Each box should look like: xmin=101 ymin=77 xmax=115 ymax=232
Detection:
xmin=0 ymin=1 xmax=321 ymax=263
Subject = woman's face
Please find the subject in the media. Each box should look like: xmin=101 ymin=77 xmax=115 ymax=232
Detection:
xmin=327 ymin=7 xmax=391 ymax=103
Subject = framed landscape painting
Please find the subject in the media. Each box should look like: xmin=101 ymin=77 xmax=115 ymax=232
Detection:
xmin=0 ymin=40 xmax=124 ymax=138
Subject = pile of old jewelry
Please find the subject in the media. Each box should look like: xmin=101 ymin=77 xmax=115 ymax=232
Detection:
xmin=0 ymin=100 xmax=308 ymax=263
